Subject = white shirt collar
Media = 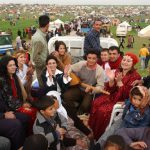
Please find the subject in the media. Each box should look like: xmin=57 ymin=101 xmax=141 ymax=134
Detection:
xmin=46 ymin=69 xmax=63 ymax=77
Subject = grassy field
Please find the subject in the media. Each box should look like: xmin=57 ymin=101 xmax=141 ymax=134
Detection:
xmin=0 ymin=18 xmax=38 ymax=39
xmin=0 ymin=17 xmax=150 ymax=76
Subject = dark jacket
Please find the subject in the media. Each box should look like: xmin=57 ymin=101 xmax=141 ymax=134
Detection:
xmin=41 ymin=69 xmax=70 ymax=95
xmin=122 ymin=99 xmax=150 ymax=128
xmin=0 ymin=76 xmax=23 ymax=111
xmin=84 ymin=29 xmax=102 ymax=54
xmin=33 ymin=112 xmax=76 ymax=150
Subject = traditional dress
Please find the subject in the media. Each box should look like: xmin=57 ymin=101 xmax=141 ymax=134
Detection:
xmin=89 ymin=69 xmax=141 ymax=140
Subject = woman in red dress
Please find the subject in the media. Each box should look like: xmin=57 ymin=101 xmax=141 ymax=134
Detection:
xmin=89 ymin=52 xmax=141 ymax=140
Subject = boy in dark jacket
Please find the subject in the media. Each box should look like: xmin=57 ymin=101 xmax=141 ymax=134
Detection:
xmin=33 ymin=95 xmax=86 ymax=150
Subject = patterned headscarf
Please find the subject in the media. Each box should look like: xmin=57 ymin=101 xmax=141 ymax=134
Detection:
xmin=130 ymin=86 xmax=150 ymax=109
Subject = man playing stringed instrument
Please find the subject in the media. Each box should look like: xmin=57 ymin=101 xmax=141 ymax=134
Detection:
xmin=63 ymin=50 xmax=105 ymax=115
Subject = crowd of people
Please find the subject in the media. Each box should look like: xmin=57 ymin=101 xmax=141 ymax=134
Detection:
xmin=0 ymin=15 xmax=150 ymax=150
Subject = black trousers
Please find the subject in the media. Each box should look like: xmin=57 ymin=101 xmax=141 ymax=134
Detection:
xmin=0 ymin=112 xmax=29 ymax=150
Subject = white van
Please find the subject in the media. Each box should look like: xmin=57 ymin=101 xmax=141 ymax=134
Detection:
xmin=116 ymin=21 xmax=132 ymax=37
xmin=48 ymin=36 xmax=118 ymax=57
xmin=116 ymin=25 xmax=127 ymax=37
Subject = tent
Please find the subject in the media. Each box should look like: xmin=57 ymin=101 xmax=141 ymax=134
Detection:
xmin=118 ymin=21 xmax=132 ymax=31
xmin=116 ymin=21 xmax=132 ymax=36
xmin=138 ymin=25 xmax=150 ymax=38
xmin=48 ymin=20 xmax=64 ymax=32
xmin=48 ymin=22 xmax=56 ymax=32
xmin=54 ymin=19 xmax=64 ymax=28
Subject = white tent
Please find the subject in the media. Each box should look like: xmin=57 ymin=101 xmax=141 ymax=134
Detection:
xmin=138 ymin=25 xmax=150 ymax=38
xmin=54 ymin=19 xmax=64 ymax=28
xmin=48 ymin=22 xmax=56 ymax=32
xmin=118 ymin=21 xmax=132 ymax=31
xmin=48 ymin=20 xmax=64 ymax=32
xmin=116 ymin=21 xmax=132 ymax=36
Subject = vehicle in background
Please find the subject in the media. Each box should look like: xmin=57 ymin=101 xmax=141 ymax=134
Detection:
xmin=116 ymin=25 xmax=128 ymax=37
xmin=80 ymin=22 xmax=91 ymax=33
xmin=116 ymin=21 xmax=132 ymax=37
xmin=48 ymin=36 xmax=118 ymax=63
xmin=0 ymin=32 xmax=14 ymax=55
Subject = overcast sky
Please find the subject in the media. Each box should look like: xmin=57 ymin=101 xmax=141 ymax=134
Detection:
xmin=0 ymin=0 xmax=150 ymax=5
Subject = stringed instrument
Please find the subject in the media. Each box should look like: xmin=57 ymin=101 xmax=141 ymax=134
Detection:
xmin=69 ymin=72 xmax=110 ymax=95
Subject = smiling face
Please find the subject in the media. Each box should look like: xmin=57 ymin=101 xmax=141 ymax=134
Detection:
xmin=109 ymin=49 xmax=120 ymax=62
xmin=100 ymin=51 xmax=109 ymax=62
xmin=7 ymin=60 xmax=17 ymax=75
xmin=17 ymin=54 xmax=26 ymax=66
xmin=46 ymin=59 xmax=57 ymax=72
xmin=121 ymin=55 xmax=133 ymax=71
xmin=86 ymin=53 xmax=98 ymax=67
xmin=58 ymin=44 xmax=66 ymax=56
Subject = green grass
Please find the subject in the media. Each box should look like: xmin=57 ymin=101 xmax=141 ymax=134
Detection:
xmin=0 ymin=18 xmax=38 ymax=40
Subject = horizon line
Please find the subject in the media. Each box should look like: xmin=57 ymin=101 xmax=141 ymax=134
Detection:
xmin=0 ymin=3 xmax=150 ymax=6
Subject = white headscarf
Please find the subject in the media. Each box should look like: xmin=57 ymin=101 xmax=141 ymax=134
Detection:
xmin=46 ymin=91 xmax=68 ymax=119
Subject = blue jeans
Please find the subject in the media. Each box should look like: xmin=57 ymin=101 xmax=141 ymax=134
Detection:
xmin=140 ymin=56 xmax=146 ymax=69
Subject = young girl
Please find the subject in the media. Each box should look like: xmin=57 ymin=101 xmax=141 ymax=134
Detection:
xmin=98 ymin=85 xmax=150 ymax=144
xmin=121 ymin=86 xmax=150 ymax=127
xmin=51 ymin=41 xmax=72 ymax=71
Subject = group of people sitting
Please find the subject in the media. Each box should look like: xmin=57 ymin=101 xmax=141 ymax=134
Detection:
xmin=0 ymin=40 xmax=150 ymax=150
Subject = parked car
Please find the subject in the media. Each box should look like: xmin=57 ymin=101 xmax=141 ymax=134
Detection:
xmin=0 ymin=32 xmax=14 ymax=55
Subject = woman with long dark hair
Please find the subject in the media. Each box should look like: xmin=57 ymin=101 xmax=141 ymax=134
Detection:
xmin=51 ymin=41 xmax=72 ymax=71
xmin=0 ymin=55 xmax=30 ymax=150
xmin=0 ymin=55 xmax=27 ymax=110
xmin=0 ymin=55 xmax=36 ymax=135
